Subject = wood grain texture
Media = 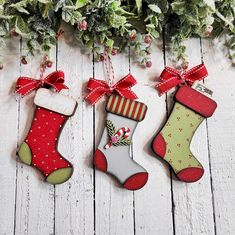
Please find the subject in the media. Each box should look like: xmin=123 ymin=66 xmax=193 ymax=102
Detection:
xmin=203 ymin=38 xmax=235 ymax=235
xmin=14 ymin=45 xmax=56 ymax=235
xmin=94 ymin=51 xmax=134 ymax=235
xmin=165 ymin=39 xmax=215 ymax=235
xmin=55 ymin=38 xmax=94 ymax=235
xmin=0 ymin=39 xmax=19 ymax=235
xmin=0 ymin=37 xmax=235 ymax=235
xmin=131 ymin=42 xmax=174 ymax=235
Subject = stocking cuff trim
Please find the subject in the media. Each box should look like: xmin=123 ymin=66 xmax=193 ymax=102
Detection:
xmin=106 ymin=95 xmax=147 ymax=121
xmin=175 ymin=86 xmax=217 ymax=117
xmin=34 ymin=88 xmax=77 ymax=116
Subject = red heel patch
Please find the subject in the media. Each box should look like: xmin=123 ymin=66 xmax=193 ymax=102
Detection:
xmin=123 ymin=172 xmax=148 ymax=191
xmin=93 ymin=149 xmax=107 ymax=172
xmin=152 ymin=133 xmax=166 ymax=158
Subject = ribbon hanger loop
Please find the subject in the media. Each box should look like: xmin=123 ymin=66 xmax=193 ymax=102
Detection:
xmin=156 ymin=63 xmax=208 ymax=95
xmin=16 ymin=55 xmax=68 ymax=97
xmin=85 ymin=50 xmax=138 ymax=106
xmin=16 ymin=70 xmax=68 ymax=97
xmin=103 ymin=51 xmax=115 ymax=87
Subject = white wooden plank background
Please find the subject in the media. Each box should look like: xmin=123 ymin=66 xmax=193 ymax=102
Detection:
xmin=0 ymin=36 xmax=235 ymax=235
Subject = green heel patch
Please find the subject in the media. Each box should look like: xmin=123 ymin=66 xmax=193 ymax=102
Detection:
xmin=18 ymin=142 xmax=32 ymax=165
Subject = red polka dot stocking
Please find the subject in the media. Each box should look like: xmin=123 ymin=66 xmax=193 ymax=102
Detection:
xmin=18 ymin=88 xmax=77 ymax=184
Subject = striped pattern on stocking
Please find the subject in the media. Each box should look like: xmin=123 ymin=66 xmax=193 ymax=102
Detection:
xmin=106 ymin=95 xmax=147 ymax=121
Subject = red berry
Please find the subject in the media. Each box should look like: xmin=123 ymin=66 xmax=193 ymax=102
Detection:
xmin=46 ymin=60 xmax=53 ymax=68
xmin=130 ymin=34 xmax=136 ymax=40
xmin=44 ymin=54 xmax=49 ymax=61
xmin=182 ymin=62 xmax=189 ymax=70
xmin=21 ymin=56 xmax=28 ymax=65
xmin=204 ymin=25 xmax=213 ymax=37
xmin=0 ymin=64 xmax=3 ymax=70
xmin=79 ymin=20 xmax=88 ymax=31
xmin=144 ymin=35 xmax=152 ymax=44
xmin=146 ymin=61 xmax=152 ymax=68
xmin=99 ymin=54 xmax=105 ymax=61
xmin=130 ymin=31 xmax=137 ymax=41
xmin=11 ymin=30 xmax=19 ymax=37
xmin=111 ymin=48 xmax=118 ymax=56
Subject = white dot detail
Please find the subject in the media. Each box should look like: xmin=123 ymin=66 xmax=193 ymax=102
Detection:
xmin=42 ymin=161 xmax=44 ymax=164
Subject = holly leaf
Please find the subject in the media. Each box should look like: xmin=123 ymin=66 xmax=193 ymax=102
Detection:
xmin=38 ymin=0 xmax=52 ymax=4
xmin=106 ymin=120 xmax=116 ymax=137
xmin=9 ymin=0 xmax=30 ymax=14
xmin=76 ymin=0 xmax=89 ymax=8
xmin=0 ymin=25 xmax=7 ymax=36
xmin=15 ymin=16 xmax=30 ymax=38
xmin=148 ymin=4 xmax=161 ymax=14
xmin=136 ymin=0 xmax=142 ymax=14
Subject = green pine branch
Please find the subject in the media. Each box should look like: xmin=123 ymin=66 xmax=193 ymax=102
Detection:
xmin=106 ymin=120 xmax=116 ymax=137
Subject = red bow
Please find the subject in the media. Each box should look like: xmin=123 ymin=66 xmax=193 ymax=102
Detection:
xmin=156 ymin=64 xmax=208 ymax=95
xmin=85 ymin=74 xmax=138 ymax=105
xmin=16 ymin=71 xmax=68 ymax=96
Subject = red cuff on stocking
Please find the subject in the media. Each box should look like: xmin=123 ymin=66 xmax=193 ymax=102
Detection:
xmin=175 ymin=86 xmax=217 ymax=117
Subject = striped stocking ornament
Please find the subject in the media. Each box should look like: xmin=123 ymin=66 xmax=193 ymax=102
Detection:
xmin=94 ymin=95 xmax=149 ymax=191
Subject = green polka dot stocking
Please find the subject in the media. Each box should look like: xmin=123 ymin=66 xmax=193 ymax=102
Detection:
xmin=152 ymin=85 xmax=217 ymax=182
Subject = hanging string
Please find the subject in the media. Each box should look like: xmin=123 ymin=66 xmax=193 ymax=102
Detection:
xmin=39 ymin=54 xmax=48 ymax=80
xmin=103 ymin=51 xmax=115 ymax=87
xmin=84 ymin=50 xmax=138 ymax=105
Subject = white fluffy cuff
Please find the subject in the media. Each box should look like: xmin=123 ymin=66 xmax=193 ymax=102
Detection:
xmin=34 ymin=88 xmax=77 ymax=116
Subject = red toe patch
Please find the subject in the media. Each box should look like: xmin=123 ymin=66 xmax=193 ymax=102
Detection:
xmin=93 ymin=149 xmax=107 ymax=172
xmin=123 ymin=172 xmax=148 ymax=191
xmin=177 ymin=167 xmax=204 ymax=183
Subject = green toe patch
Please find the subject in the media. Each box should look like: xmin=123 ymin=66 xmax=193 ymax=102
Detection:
xmin=18 ymin=142 xmax=32 ymax=165
xmin=46 ymin=167 xmax=73 ymax=184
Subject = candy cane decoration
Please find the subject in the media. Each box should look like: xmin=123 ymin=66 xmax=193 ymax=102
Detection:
xmin=105 ymin=127 xmax=131 ymax=149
